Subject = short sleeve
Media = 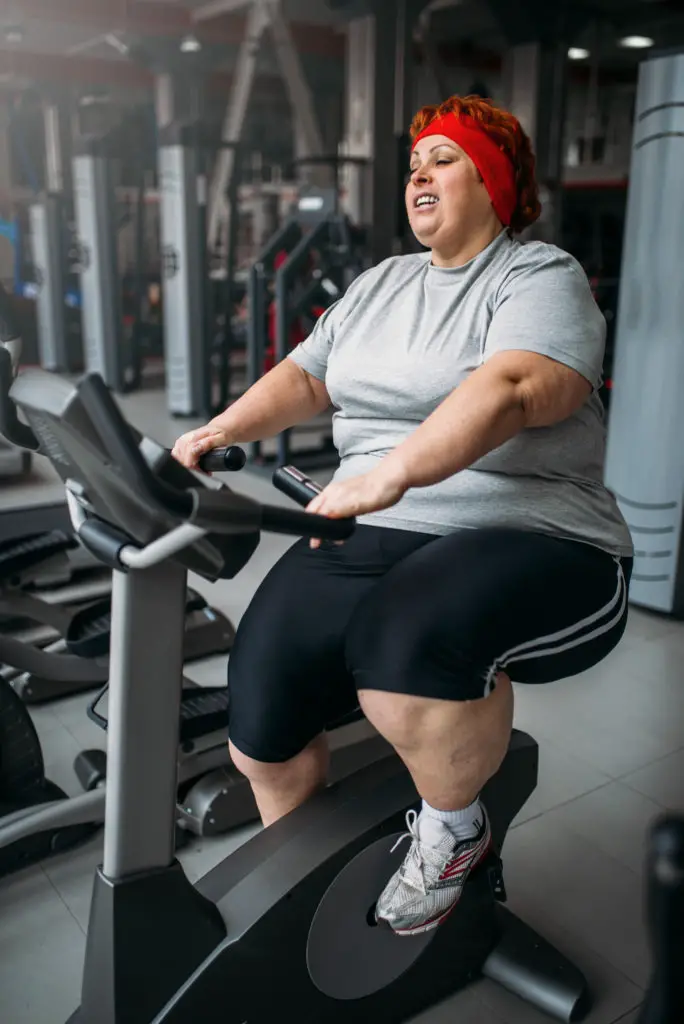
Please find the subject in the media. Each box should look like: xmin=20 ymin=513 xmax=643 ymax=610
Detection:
xmin=287 ymin=297 xmax=344 ymax=381
xmin=484 ymin=251 xmax=606 ymax=388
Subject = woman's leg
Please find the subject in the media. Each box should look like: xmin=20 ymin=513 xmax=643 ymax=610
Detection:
xmin=358 ymin=672 xmax=513 ymax=812
xmin=229 ymin=735 xmax=330 ymax=827
xmin=226 ymin=526 xmax=433 ymax=825
xmin=345 ymin=528 xmax=630 ymax=934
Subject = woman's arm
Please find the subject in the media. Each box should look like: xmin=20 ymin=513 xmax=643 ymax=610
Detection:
xmin=210 ymin=358 xmax=331 ymax=444
xmin=172 ymin=359 xmax=330 ymax=467
xmin=380 ymin=350 xmax=592 ymax=491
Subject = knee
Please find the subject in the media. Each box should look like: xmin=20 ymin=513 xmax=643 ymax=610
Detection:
xmin=357 ymin=690 xmax=428 ymax=753
xmin=229 ymin=740 xmax=287 ymax=783
xmin=229 ymin=735 xmax=329 ymax=786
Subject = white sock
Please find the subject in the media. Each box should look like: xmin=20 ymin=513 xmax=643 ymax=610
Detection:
xmin=417 ymin=799 xmax=482 ymax=846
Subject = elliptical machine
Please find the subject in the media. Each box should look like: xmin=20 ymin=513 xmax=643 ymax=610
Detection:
xmin=7 ymin=365 xmax=592 ymax=1024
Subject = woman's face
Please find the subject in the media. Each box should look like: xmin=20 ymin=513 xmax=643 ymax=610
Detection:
xmin=405 ymin=133 xmax=499 ymax=256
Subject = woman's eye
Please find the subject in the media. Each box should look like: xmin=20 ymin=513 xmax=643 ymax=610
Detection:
xmin=436 ymin=159 xmax=451 ymax=165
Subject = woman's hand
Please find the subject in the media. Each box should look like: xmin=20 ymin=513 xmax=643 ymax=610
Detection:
xmin=306 ymin=462 xmax=409 ymax=549
xmin=171 ymin=423 xmax=230 ymax=470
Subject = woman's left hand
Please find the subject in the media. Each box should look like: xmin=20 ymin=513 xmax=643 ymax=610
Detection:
xmin=306 ymin=463 xmax=409 ymax=549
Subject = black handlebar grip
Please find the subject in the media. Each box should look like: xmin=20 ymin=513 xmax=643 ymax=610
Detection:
xmin=272 ymin=465 xmax=323 ymax=507
xmin=638 ymin=814 xmax=684 ymax=1024
xmin=0 ymin=280 xmax=20 ymax=343
xmin=260 ymin=504 xmax=355 ymax=541
xmin=198 ymin=446 xmax=247 ymax=473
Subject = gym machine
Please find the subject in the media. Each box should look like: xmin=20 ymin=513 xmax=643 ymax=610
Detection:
xmin=10 ymin=367 xmax=593 ymax=1024
xmin=72 ymin=131 xmax=131 ymax=392
xmin=29 ymin=100 xmax=81 ymax=373
xmin=0 ymin=667 xmax=105 ymax=877
xmin=0 ymin=279 xmax=31 ymax=476
xmin=604 ymin=48 xmax=684 ymax=616
xmin=247 ymin=165 xmax=368 ymax=469
xmin=637 ymin=814 xmax=684 ymax=1024
xmin=0 ymin=366 xmax=398 ymax=879
xmin=0 ymin=304 xmax=235 ymax=704
xmin=158 ymin=121 xmax=240 ymax=418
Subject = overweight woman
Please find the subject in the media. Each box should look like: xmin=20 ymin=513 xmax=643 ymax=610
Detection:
xmin=173 ymin=95 xmax=633 ymax=937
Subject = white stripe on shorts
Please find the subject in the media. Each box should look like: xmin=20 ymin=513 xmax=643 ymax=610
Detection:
xmin=485 ymin=559 xmax=627 ymax=692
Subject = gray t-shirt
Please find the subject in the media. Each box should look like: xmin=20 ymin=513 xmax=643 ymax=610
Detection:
xmin=289 ymin=230 xmax=633 ymax=557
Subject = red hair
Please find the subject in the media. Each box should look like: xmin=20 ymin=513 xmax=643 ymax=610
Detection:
xmin=409 ymin=95 xmax=541 ymax=234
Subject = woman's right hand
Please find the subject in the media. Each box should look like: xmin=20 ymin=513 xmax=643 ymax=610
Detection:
xmin=171 ymin=423 xmax=230 ymax=469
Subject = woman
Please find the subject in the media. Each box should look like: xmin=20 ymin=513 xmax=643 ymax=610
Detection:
xmin=173 ymin=96 xmax=633 ymax=937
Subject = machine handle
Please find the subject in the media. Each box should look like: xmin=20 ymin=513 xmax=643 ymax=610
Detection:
xmin=273 ymin=465 xmax=323 ymax=507
xmin=0 ymin=280 xmax=20 ymax=344
xmin=189 ymin=486 xmax=354 ymax=542
xmin=198 ymin=446 xmax=247 ymax=473
xmin=638 ymin=814 xmax=684 ymax=1024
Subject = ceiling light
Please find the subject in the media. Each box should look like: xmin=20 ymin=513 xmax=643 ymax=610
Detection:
xmin=568 ymin=47 xmax=590 ymax=60
xmin=619 ymin=35 xmax=654 ymax=49
xmin=180 ymin=34 xmax=202 ymax=53
xmin=3 ymin=25 xmax=24 ymax=44
xmin=105 ymin=33 xmax=130 ymax=56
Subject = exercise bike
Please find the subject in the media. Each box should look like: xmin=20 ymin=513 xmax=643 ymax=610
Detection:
xmin=0 ymin=341 xmax=398 ymax=880
xmin=7 ymin=365 xmax=594 ymax=1024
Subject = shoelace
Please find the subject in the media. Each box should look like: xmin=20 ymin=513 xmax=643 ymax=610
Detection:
xmin=390 ymin=809 xmax=451 ymax=896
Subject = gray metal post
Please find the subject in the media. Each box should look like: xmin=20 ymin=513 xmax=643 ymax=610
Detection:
xmin=604 ymin=49 xmax=684 ymax=616
xmin=73 ymin=136 xmax=126 ymax=389
xmin=30 ymin=197 xmax=69 ymax=371
xmin=158 ymin=123 xmax=209 ymax=417
xmin=502 ymin=40 xmax=568 ymax=242
xmin=103 ymin=562 xmax=186 ymax=879
xmin=344 ymin=7 xmax=401 ymax=263
xmin=31 ymin=101 xmax=73 ymax=372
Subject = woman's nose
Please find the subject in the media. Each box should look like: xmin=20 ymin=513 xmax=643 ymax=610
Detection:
xmin=411 ymin=168 xmax=430 ymax=186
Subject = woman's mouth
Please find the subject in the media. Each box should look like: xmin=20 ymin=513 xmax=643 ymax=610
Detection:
xmin=414 ymin=193 xmax=439 ymax=212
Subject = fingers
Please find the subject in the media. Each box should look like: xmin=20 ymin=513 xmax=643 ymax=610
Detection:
xmin=171 ymin=426 xmax=226 ymax=468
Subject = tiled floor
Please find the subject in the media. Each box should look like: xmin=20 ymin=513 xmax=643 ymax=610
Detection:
xmin=1 ymin=388 xmax=680 ymax=1023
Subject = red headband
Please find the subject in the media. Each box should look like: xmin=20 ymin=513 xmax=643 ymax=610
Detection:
xmin=412 ymin=112 xmax=517 ymax=227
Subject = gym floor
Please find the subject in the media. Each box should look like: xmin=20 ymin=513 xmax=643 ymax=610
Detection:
xmin=1 ymin=389 xmax=681 ymax=1024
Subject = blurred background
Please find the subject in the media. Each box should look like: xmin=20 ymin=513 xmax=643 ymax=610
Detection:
xmin=0 ymin=0 xmax=682 ymax=419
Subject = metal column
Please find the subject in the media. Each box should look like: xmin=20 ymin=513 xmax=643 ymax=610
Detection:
xmin=158 ymin=123 xmax=209 ymax=417
xmin=604 ymin=50 xmax=684 ymax=616
xmin=103 ymin=563 xmax=186 ymax=879
xmin=502 ymin=41 xmax=569 ymax=242
xmin=72 ymin=135 xmax=125 ymax=389
xmin=206 ymin=0 xmax=270 ymax=252
xmin=30 ymin=102 xmax=74 ymax=371
xmin=344 ymin=8 xmax=399 ymax=264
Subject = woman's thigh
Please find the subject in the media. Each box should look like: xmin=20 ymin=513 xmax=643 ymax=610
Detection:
xmin=228 ymin=525 xmax=433 ymax=762
xmin=346 ymin=528 xmax=631 ymax=701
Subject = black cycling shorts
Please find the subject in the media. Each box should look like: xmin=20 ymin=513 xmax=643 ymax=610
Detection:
xmin=228 ymin=525 xmax=632 ymax=763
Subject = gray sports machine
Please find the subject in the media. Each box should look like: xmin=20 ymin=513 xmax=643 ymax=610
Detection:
xmin=72 ymin=133 xmax=129 ymax=392
xmin=604 ymin=48 xmax=684 ymax=616
xmin=0 ymin=283 xmax=30 ymax=476
xmin=8 ymin=368 xmax=591 ymax=1024
xmin=158 ymin=122 xmax=239 ymax=418
xmin=29 ymin=101 xmax=80 ymax=373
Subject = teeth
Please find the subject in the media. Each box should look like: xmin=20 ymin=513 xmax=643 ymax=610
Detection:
xmin=416 ymin=195 xmax=438 ymax=207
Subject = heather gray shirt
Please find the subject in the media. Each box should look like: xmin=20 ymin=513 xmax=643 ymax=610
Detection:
xmin=289 ymin=230 xmax=633 ymax=557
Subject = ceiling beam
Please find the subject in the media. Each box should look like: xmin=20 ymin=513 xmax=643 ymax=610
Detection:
xmin=0 ymin=45 xmax=317 ymax=99
xmin=193 ymin=0 xmax=252 ymax=21
xmin=5 ymin=0 xmax=345 ymax=56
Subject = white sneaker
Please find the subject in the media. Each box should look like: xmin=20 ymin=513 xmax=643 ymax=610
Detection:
xmin=375 ymin=806 xmax=492 ymax=936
